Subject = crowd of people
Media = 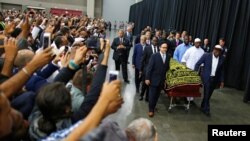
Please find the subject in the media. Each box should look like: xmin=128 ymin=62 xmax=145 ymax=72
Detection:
xmin=0 ymin=5 xmax=236 ymax=140
xmin=112 ymin=21 xmax=134 ymax=31
xmin=129 ymin=26 xmax=228 ymax=117
xmin=0 ymin=9 xmax=158 ymax=141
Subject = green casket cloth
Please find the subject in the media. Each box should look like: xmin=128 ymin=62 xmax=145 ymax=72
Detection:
xmin=166 ymin=59 xmax=202 ymax=90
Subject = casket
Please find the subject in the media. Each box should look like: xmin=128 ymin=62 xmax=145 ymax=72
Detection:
xmin=165 ymin=59 xmax=202 ymax=111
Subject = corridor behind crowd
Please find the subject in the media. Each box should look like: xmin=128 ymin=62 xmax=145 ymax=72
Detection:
xmin=104 ymin=30 xmax=250 ymax=141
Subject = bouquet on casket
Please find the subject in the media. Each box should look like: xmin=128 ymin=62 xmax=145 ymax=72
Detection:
xmin=166 ymin=59 xmax=202 ymax=90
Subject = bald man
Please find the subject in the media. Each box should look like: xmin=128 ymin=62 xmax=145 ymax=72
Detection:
xmin=14 ymin=49 xmax=35 ymax=70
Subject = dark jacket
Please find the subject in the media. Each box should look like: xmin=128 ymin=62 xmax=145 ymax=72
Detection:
xmin=140 ymin=45 xmax=158 ymax=73
xmin=132 ymin=43 xmax=145 ymax=70
xmin=195 ymin=53 xmax=224 ymax=85
xmin=111 ymin=37 xmax=130 ymax=61
xmin=202 ymin=45 xmax=211 ymax=53
xmin=146 ymin=52 xmax=170 ymax=86
xmin=172 ymin=39 xmax=183 ymax=47
xmin=124 ymin=31 xmax=133 ymax=48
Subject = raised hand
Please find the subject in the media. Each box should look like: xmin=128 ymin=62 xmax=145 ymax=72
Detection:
xmin=100 ymin=80 xmax=122 ymax=104
xmin=29 ymin=47 xmax=53 ymax=68
xmin=4 ymin=22 xmax=16 ymax=36
xmin=61 ymin=51 xmax=71 ymax=68
xmin=4 ymin=37 xmax=18 ymax=61
xmin=21 ymin=15 xmax=31 ymax=32
xmin=73 ymin=46 xmax=88 ymax=65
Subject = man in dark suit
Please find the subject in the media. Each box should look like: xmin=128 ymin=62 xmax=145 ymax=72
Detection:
xmin=195 ymin=45 xmax=225 ymax=116
xmin=134 ymin=31 xmax=145 ymax=45
xmin=140 ymin=37 xmax=159 ymax=101
xmin=132 ymin=35 xmax=146 ymax=93
xmin=111 ymin=30 xmax=130 ymax=83
xmin=155 ymin=30 xmax=162 ymax=41
xmin=145 ymin=43 xmax=170 ymax=117
xmin=219 ymin=38 xmax=228 ymax=58
xmin=171 ymin=32 xmax=183 ymax=56
xmin=202 ymin=38 xmax=211 ymax=53
xmin=125 ymin=26 xmax=133 ymax=63
xmin=145 ymin=31 xmax=152 ymax=45
xmin=159 ymin=33 xmax=174 ymax=56
xmin=172 ymin=32 xmax=183 ymax=47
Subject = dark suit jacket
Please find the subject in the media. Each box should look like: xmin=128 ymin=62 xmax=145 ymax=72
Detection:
xmin=159 ymin=38 xmax=174 ymax=56
xmin=132 ymin=43 xmax=145 ymax=70
xmin=195 ymin=53 xmax=224 ymax=85
xmin=202 ymin=45 xmax=211 ymax=53
xmin=140 ymin=45 xmax=158 ymax=72
xmin=172 ymin=39 xmax=183 ymax=47
xmin=124 ymin=31 xmax=133 ymax=48
xmin=146 ymin=52 xmax=170 ymax=86
xmin=111 ymin=37 xmax=130 ymax=61
xmin=134 ymin=34 xmax=141 ymax=45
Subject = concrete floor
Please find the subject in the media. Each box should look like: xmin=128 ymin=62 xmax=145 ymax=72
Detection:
xmin=105 ymin=30 xmax=250 ymax=141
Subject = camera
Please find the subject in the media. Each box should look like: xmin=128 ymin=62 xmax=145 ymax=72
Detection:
xmin=109 ymin=70 xmax=119 ymax=82
xmin=85 ymin=36 xmax=101 ymax=49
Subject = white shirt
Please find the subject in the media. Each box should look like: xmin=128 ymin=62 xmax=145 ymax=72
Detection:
xmin=142 ymin=44 xmax=146 ymax=51
xmin=151 ymin=45 xmax=158 ymax=53
xmin=160 ymin=52 xmax=166 ymax=63
xmin=211 ymin=54 xmax=219 ymax=76
xmin=146 ymin=40 xmax=151 ymax=45
xmin=181 ymin=46 xmax=204 ymax=70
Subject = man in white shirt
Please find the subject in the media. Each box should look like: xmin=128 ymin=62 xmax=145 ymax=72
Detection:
xmin=181 ymin=38 xmax=204 ymax=102
xmin=194 ymin=45 xmax=225 ymax=116
xmin=181 ymin=38 xmax=204 ymax=70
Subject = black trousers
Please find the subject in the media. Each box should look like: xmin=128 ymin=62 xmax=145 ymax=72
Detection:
xmin=201 ymin=77 xmax=217 ymax=112
xmin=126 ymin=47 xmax=131 ymax=62
xmin=140 ymin=72 xmax=149 ymax=99
xmin=135 ymin=68 xmax=141 ymax=91
xmin=148 ymin=84 xmax=162 ymax=112
xmin=115 ymin=59 xmax=128 ymax=81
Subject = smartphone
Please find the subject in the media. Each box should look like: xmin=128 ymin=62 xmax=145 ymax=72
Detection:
xmin=64 ymin=46 xmax=69 ymax=53
xmin=109 ymin=70 xmax=119 ymax=82
xmin=43 ymin=33 xmax=51 ymax=49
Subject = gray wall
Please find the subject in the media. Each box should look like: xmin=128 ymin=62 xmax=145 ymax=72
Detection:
xmin=0 ymin=0 xmax=86 ymax=12
xmin=95 ymin=0 xmax=103 ymax=18
xmin=0 ymin=0 xmax=103 ymax=17
xmin=102 ymin=0 xmax=135 ymax=22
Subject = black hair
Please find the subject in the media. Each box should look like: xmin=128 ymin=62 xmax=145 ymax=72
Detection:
xmin=60 ymin=26 xmax=70 ymax=35
xmin=36 ymin=82 xmax=72 ymax=134
xmin=219 ymin=38 xmax=225 ymax=42
xmin=54 ymin=36 xmax=63 ymax=49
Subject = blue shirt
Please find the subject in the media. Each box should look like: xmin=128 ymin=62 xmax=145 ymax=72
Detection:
xmin=173 ymin=43 xmax=191 ymax=62
xmin=41 ymin=120 xmax=82 ymax=141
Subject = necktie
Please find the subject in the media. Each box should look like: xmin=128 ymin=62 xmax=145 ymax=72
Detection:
xmin=120 ymin=38 xmax=123 ymax=44
xmin=154 ymin=47 xmax=157 ymax=53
